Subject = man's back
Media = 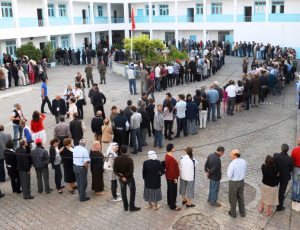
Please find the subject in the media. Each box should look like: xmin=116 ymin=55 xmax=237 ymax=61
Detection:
xmin=273 ymin=152 xmax=294 ymax=182
xmin=114 ymin=155 xmax=134 ymax=179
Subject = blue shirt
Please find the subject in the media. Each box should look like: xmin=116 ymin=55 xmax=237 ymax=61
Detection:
xmin=227 ymin=158 xmax=247 ymax=181
xmin=41 ymin=82 xmax=48 ymax=97
xmin=207 ymin=89 xmax=219 ymax=104
xmin=73 ymin=145 xmax=90 ymax=166
xmin=175 ymin=100 xmax=186 ymax=119
xmin=23 ymin=126 xmax=33 ymax=143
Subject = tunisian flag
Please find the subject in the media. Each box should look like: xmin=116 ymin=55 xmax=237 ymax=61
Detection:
xmin=131 ymin=7 xmax=135 ymax=31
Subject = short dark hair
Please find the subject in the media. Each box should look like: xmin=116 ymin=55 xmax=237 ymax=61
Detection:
xmin=50 ymin=138 xmax=60 ymax=146
xmin=166 ymin=143 xmax=174 ymax=152
xmin=120 ymin=145 xmax=127 ymax=154
xmin=281 ymin=143 xmax=289 ymax=153
xmin=217 ymin=146 xmax=225 ymax=152
xmin=131 ymin=106 xmax=137 ymax=112
xmin=166 ymin=92 xmax=172 ymax=97
xmin=59 ymin=115 xmax=65 ymax=122
xmin=6 ymin=139 xmax=14 ymax=149
xmin=0 ymin=124 xmax=3 ymax=132
xmin=127 ymin=100 xmax=132 ymax=106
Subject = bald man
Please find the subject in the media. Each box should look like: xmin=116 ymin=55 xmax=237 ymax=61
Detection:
xmin=227 ymin=149 xmax=247 ymax=218
xmin=51 ymin=95 xmax=66 ymax=124
xmin=292 ymin=139 xmax=300 ymax=203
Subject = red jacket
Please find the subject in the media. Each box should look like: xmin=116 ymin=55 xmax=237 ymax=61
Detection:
xmin=165 ymin=154 xmax=179 ymax=180
xmin=30 ymin=114 xmax=45 ymax=133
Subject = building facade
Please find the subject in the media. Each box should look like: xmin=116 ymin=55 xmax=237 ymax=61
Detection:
xmin=0 ymin=0 xmax=299 ymax=58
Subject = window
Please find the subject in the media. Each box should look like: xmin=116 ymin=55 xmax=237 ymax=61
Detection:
xmin=48 ymin=4 xmax=55 ymax=17
xmin=1 ymin=2 xmax=13 ymax=17
xmin=254 ymin=1 xmax=266 ymax=14
xmin=6 ymin=41 xmax=16 ymax=57
xmin=211 ymin=2 xmax=222 ymax=15
xmin=61 ymin=35 xmax=69 ymax=48
xmin=97 ymin=5 xmax=103 ymax=17
xmin=152 ymin=5 xmax=155 ymax=16
xmin=159 ymin=4 xmax=169 ymax=16
xmin=145 ymin=5 xmax=149 ymax=16
xmin=50 ymin=37 xmax=57 ymax=50
xmin=58 ymin=4 xmax=66 ymax=17
xmin=196 ymin=3 xmax=204 ymax=15
xmin=272 ymin=1 xmax=284 ymax=13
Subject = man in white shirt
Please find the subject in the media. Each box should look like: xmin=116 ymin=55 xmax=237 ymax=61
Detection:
xmin=154 ymin=64 xmax=161 ymax=92
xmin=74 ymin=83 xmax=84 ymax=119
xmin=225 ymin=80 xmax=237 ymax=116
xmin=127 ymin=64 xmax=137 ymax=95
xmin=175 ymin=94 xmax=187 ymax=138
xmin=73 ymin=139 xmax=90 ymax=202
xmin=227 ymin=149 xmax=247 ymax=218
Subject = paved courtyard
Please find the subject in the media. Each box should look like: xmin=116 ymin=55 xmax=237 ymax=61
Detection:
xmin=0 ymin=56 xmax=299 ymax=229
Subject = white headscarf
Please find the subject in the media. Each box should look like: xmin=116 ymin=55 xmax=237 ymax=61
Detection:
xmin=106 ymin=142 xmax=118 ymax=157
xmin=148 ymin=150 xmax=157 ymax=160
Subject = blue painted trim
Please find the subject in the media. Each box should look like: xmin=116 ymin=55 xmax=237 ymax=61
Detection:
xmin=94 ymin=16 xmax=108 ymax=24
xmin=74 ymin=17 xmax=90 ymax=25
xmin=0 ymin=17 xmax=14 ymax=28
xmin=207 ymin=15 xmax=233 ymax=22
xmin=269 ymin=14 xmax=300 ymax=22
xmin=49 ymin=17 xmax=70 ymax=26
xmin=19 ymin=18 xmax=39 ymax=27
xmin=152 ymin=15 xmax=175 ymax=23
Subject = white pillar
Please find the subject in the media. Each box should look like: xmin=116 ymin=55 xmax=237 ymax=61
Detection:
xmin=91 ymin=31 xmax=96 ymax=49
xmin=46 ymin=35 xmax=51 ymax=42
xmin=68 ymin=0 xmax=74 ymax=25
xmin=203 ymin=0 xmax=207 ymax=43
xmin=55 ymin=3 xmax=59 ymax=17
xmin=108 ymin=30 xmax=112 ymax=49
xmin=12 ymin=0 xmax=19 ymax=28
xmin=266 ymin=0 xmax=269 ymax=22
xmin=107 ymin=3 xmax=111 ymax=24
xmin=149 ymin=1 xmax=153 ymax=39
xmin=175 ymin=29 xmax=179 ymax=48
xmin=233 ymin=0 xmax=237 ymax=23
xmin=16 ymin=38 xmax=21 ymax=48
xmin=175 ymin=0 xmax=178 ymax=23
xmin=89 ymin=2 xmax=94 ymax=24
xmin=124 ymin=2 xmax=129 ymax=38
xmin=71 ymin=33 xmax=76 ymax=49
xmin=150 ymin=30 xmax=153 ymax=39
xmin=43 ymin=0 xmax=49 ymax=27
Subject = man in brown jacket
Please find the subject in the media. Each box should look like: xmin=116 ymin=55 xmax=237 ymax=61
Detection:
xmin=101 ymin=118 xmax=113 ymax=154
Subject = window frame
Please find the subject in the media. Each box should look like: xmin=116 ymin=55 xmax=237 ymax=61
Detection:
xmin=1 ymin=2 xmax=13 ymax=18
xmin=61 ymin=35 xmax=69 ymax=49
xmin=196 ymin=3 xmax=204 ymax=15
xmin=159 ymin=4 xmax=169 ymax=16
xmin=48 ymin=3 xmax=55 ymax=17
xmin=58 ymin=4 xmax=67 ymax=17
xmin=271 ymin=1 xmax=284 ymax=14
xmin=6 ymin=41 xmax=16 ymax=57
xmin=254 ymin=1 xmax=266 ymax=15
xmin=97 ymin=5 xmax=103 ymax=17
xmin=211 ymin=2 xmax=222 ymax=15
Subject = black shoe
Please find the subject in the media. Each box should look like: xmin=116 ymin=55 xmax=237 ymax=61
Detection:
xmin=130 ymin=151 xmax=137 ymax=154
xmin=228 ymin=211 xmax=237 ymax=218
xmin=16 ymin=190 xmax=23 ymax=194
xmin=129 ymin=207 xmax=141 ymax=212
xmin=24 ymin=196 xmax=34 ymax=200
xmin=46 ymin=188 xmax=53 ymax=194
xmin=168 ymin=137 xmax=173 ymax=140
xmin=81 ymin=197 xmax=90 ymax=202
xmin=276 ymin=206 xmax=285 ymax=211
xmin=0 ymin=193 xmax=5 ymax=198
xmin=186 ymin=204 xmax=196 ymax=208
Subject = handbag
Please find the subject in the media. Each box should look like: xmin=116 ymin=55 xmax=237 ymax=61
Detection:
xmin=103 ymin=153 xmax=113 ymax=170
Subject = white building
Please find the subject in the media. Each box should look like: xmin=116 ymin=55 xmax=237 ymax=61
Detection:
xmin=0 ymin=0 xmax=299 ymax=58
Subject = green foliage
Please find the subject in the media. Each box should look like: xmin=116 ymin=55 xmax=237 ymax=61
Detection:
xmin=168 ymin=46 xmax=188 ymax=61
xmin=124 ymin=34 xmax=165 ymax=60
xmin=42 ymin=42 xmax=54 ymax=60
xmin=143 ymin=54 xmax=165 ymax=66
xmin=16 ymin=42 xmax=42 ymax=61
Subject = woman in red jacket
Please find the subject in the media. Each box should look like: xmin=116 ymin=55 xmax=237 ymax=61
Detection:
xmin=30 ymin=111 xmax=46 ymax=145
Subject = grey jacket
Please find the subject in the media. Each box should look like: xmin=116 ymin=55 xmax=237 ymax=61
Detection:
xmin=31 ymin=146 xmax=50 ymax=169
xmin=153 ymin=111 xmax=164 ymax=131
xmin=0 ymin=131 xmax=12 ymax=159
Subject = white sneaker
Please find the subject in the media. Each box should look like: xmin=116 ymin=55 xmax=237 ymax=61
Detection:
xmin=112 ymin=197 xmax=122 ymax=202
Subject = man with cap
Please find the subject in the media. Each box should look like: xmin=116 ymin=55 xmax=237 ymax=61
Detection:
xmin=73 ymin=139 xmax=90 ymax=202
xmin=31 ymin=138 xmax=52 ymax=194
xmin=127 ymin=63 xmax=137 ymax=95
xmin=227 ymin=149 xmax=247 ymax=218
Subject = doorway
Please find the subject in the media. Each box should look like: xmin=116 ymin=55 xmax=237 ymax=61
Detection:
xmin=84 ymin=37 xmax=89 ymax=48
xmin=244 ymin=6 xmax=252 ymax=22
xmin=82 ymin=9 xmax=87 ymax=24
xmin=218 ymin=31 xmax=229 ymax=42
xmin=39 ymin=42 xmax=46 ymax=50
xmin=37 ymin=9 xmax=43 ymax=27
xmin=113 ymin=10 xmax=117 ymax=23
xmin=165 ymin=32 xmax=175 ymax=45
xmin=187 ymin=8 xmax=194 ymax=22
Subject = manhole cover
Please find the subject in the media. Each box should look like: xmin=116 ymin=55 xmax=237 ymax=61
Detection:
xmin=218 ymin=181 xmax=256 ymax=205
xmin=173 ymin=213 xmax=220 ymax=230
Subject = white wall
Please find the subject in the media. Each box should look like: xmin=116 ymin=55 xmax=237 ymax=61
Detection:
xmin=285 ymin=0 xmax=300 ymax=14
xmin=236 ymin=0 xmax=253 ymax=15
xmin=111 ymin=4 xmax=124 ymax=17
xmin=178 ymin=1 xmax=195 ymax=16
xmin=206 ymin=31 xmax=219 ymax=41
xmin=75 ymin=33 xmax=91 ymax=49
xmin=17 ymin=0 xmax=43 ymax=18
xmin=21 ymin=37 xmax=48 ymax=47
xmin=179 ymin=30 xmax=204 ymax=41
xmin=73 ymin=2 xmax=89 ymax=17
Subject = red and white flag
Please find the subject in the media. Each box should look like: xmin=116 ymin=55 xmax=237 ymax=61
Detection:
xmin=131 ymin=7 xmax=135 ymax=31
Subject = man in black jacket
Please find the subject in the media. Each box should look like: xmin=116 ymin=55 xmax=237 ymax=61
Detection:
xmin=52 ymin=95 xmax=66 ymax=124
xmin=16 ymin=139 xmax=34 ymax=199
xmin=137 ymin=102 xmax=149 ymax=146
xmin=114 ymin=145 xmax=140 ymax=212
xmin=273 ymin=144 xmax=294 ymax=211
xmin=31 ymin=138 xmax=52 ymax=194
xmin=91 ymin=86 xmax=106 ymax=118
xmin=91 ymin=111 xmax=103 ymax=142
xmin=70 ymin=113 xmax=86 ymax=146
xmin=205 ymin=146 xmax=225 ymax=207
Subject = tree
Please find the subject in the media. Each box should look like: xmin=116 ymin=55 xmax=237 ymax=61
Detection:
xmin=16 ymin=42 xmax=42 ymax=61
xmin=42 ymin=42 xmax=54 ymax=61
xmin=124 ymin=34 xmax=165 ymax=60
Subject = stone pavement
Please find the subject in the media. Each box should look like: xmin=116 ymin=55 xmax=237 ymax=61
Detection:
xmin=0 ymin=56 xmax=299 ymax=230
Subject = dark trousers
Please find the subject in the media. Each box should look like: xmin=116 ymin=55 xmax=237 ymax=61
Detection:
xmin=161 ymin=77 xmax=167 ymax=90
xmin=93 ymin=104 xmax=105 ymax=118
xmin=0 ymin=159 xmax=5 ymax=182
xmin=76 ymin=99 xmax=84 ymax=119
xmin=167 ymin=179 xmax=178 ymax=210
xmin=113 ymin=129 xmax=126 ymax=147
xmin=120 ymin=177 xmax=136 ymax=210
xmin=91 ymin=171 xmax=104 ymax=192
xmin=53 ymin=164 xmax=62 ymax=190
xmin=278 ymin=180 xmax=288 ymax=208
xmin=73 ymin=165 xmax=88 ymax=201
xmin=229 ymin=180 xmax=245 ymax=216
xmin=131 ymin=128 xmax=142 ymax=153
xmin=7 ymin=167 xmax=21 ymax=192
xmin=244 ymin=95 xmax=250 ymax=110
xmin=176 ymin=117 xmax=187 ymax=137
xmin=164 ymin=120 xmax=173 ymax=139
xmin=167 ymin=74 xmax=173 ymax=87
xmin=148 ymin=117 xmax=154 ymax=136
xmin=111 ymin=179 xmax=118 ymax=199
xmin=35 ymin=167 xmax=51 ymax=193
xmin=227 ymin=97 xmax=236 ymax=115
xmin=41 ymin=96 xmax=52 ymax=113
xmin=19 ymin=171 xmax=31 ymax=199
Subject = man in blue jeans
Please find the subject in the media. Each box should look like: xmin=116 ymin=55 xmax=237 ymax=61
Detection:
xmin=127 ymin=64 xmax=137 ymax=95
xmin=206 ymin=85 xmax=219 ymax=122
xmin=204 ymin=146 xmax=225 ymax=207
xmin=291 ymin=139 xmax=300 ymax=202
xmin=114 ymin=145 xmax=140 ymax=212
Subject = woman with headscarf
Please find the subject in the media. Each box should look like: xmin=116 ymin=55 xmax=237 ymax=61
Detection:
xmin=105 ymin=142 xmax=121 ymax=201
xmin=30 ymin=111 xmax=46 ymax=145
xmin=142 ymin=150 xmax=164 ymax=210
xmin=90 ymin=141 xmax=105 ymax=196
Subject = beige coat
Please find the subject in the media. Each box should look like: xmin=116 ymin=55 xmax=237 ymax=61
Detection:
xmin=101 ymin=125 xmax=113 ymax=143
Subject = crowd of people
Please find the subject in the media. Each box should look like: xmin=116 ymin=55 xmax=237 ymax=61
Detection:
xmin=0 ymin=39 xmax=299 ymax=219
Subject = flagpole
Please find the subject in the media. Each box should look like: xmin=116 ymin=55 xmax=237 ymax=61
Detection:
xmin=131 ymin=28 xmax=133 ymax=60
